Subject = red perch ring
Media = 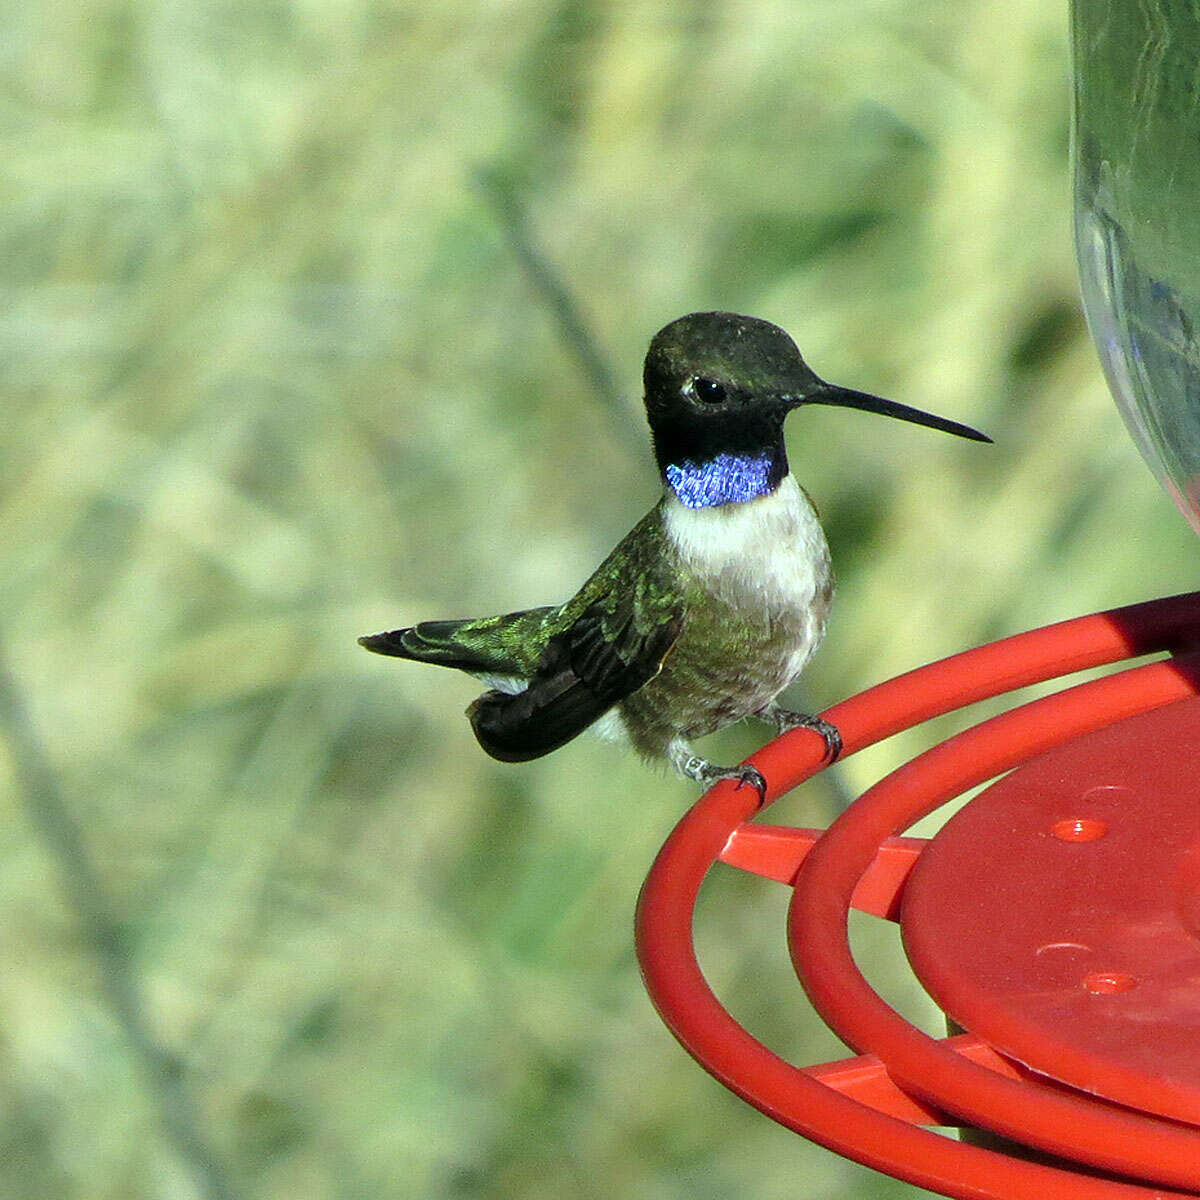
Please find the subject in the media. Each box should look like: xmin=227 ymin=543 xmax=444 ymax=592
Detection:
xmin=637 ymin=590 xmax=1200 ymax=1199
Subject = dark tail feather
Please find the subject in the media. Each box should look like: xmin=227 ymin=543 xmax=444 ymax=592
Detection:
xmin=358 ymin=620 xmax=520 ymax=674
xmin=358 ymin=628 xmax=419 ymax=658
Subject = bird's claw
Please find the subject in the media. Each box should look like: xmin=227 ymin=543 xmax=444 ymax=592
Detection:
xmin=676 ymin=753 xmax=768 ymax=806
xmin=768 ymin=710 xmax=843 ymax=763
xmin=733 ymin=764 xmax=768 ymax=805
xmin=806 ymin=716 xmax=843 ymax=763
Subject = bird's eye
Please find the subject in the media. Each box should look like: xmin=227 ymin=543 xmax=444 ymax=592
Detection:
xmin=692 ymin=377 xmax=727 ymax=405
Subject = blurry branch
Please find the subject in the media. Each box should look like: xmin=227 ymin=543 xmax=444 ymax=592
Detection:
xmin=474 ymin=166 xmax=645 ymax=454
xmin=475 ymin=170 xmax=853 ymax=815
xmin=0 ymin=651 xmax=241 ymax=1200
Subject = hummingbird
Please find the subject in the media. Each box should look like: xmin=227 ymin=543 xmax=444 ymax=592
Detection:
xmin=360 ymin=312 xmax=989 ymax=800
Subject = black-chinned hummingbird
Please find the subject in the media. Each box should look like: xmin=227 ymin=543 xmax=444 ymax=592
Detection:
xmin=360 ymin=312 xmax=989 ymax=800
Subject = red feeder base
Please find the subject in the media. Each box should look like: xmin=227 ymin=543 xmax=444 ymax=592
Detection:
xmin=904 ymin=694 xmax=1200 ymax=1128
xmin=636 ymin=591 xmax=1200 ymax=1199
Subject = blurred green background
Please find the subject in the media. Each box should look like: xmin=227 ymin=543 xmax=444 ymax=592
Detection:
xmin=2 ymin=1 xmax=1197 ymax=1198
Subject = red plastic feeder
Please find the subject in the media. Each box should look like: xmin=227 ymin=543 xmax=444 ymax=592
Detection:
xmin=636 ymin=590 xmax=1200 ymax=1198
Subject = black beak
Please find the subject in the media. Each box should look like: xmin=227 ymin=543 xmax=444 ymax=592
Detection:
xmin=788 ymin=382 xmax=991 ymax=443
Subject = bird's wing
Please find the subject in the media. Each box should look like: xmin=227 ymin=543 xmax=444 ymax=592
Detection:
xmin=467 ymin=598 xmax=683 ymax=763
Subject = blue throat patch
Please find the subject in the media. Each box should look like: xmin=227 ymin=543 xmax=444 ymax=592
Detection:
xmin=665 ymin=452 xmax=776 ymax=509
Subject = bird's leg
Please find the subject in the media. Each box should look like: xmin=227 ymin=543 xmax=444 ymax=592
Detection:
xmin=756 ymin=703 xmax=843 ymax=762
xmin=668 ymin=740 xmax=766 ymax=804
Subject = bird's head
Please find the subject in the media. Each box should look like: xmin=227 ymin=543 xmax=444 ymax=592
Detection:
xmin=643 ymin=311 xmax=989 ymax=508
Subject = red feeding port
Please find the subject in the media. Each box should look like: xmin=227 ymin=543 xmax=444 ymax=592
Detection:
xmin=636 ymin=590 xmax=1200 ymax=1199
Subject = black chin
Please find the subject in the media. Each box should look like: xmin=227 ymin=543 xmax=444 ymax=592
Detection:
xmin=651 ymin=406 xmax=789 ymax=481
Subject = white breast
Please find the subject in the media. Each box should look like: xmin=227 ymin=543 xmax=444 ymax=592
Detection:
xmin=662 ymin=474 xmax=832 ymax=621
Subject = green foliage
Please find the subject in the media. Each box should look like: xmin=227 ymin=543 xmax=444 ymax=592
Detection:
xmin=1 ymin=2 xmax=1196 ymax=1198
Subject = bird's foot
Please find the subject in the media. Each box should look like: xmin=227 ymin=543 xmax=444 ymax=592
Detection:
xmin=672 ymin=750 xmax=767 ymax=805
xmin=759 ymin=706 xmax=843 ymax=762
